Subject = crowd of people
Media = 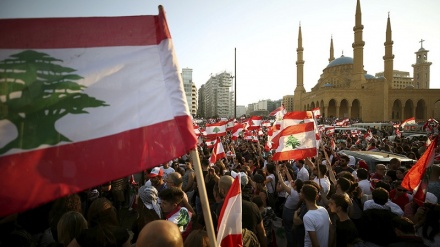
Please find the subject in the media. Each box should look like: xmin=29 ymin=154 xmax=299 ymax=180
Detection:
xmin=1 ymin=117 xmax=440 ymax=247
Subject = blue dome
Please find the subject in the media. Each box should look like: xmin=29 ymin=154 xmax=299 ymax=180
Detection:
xmin=326 ymin=55 xmax=353 ymax=68
xmin=323 ymin=83 xmax=333 ymax=87
xmin=364 ymin=73 xmax=375 ymax=79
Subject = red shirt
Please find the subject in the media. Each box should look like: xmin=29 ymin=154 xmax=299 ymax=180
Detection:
xmin=389 ymin=189 xmax=410 ymax=211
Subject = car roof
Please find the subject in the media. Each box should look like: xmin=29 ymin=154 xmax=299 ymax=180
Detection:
xmin=338 ymin=150 xmax=416 ymax=171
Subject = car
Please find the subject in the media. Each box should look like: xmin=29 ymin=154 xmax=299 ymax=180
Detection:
xmin=337 ymin=150 xmax=416 ymax=171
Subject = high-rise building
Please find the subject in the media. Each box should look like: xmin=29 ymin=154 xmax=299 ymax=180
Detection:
xmin=181 ymin=68 xmax=198 ymax=116
xmin=200 ymin=72 xmax=234 ymax=118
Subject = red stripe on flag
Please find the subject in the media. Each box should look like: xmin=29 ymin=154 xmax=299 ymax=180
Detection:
xmin=272 ymin=147 xmax=317 ymax=161
xmin=220 ymin=235 xmax=243 ymax=247
xmin=0 ymin=12 xmax=171 ymax=48
xmin=0 ymin=115 xmax=196 ymax=217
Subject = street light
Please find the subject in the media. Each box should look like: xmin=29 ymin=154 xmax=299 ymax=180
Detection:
xmin=234 ymin=48 xmax=236 ymax=118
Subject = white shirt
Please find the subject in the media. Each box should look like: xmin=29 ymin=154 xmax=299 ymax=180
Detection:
xmin=161 ymin=166 xmax=175 ymax=180
xmin=358 ymin=179 xmax=372 ymax=195
xmin=313 ymin=176 xmax=331 ymax=195
xmin=266 ymin=174 xmax=276 ymax=193
xmin=297 ymin=166 xmax=310 ymax=182
xmin=363 ymin=199 xmax=404 ymax=216
xmin=303 ymin=206 xmax=330 ymax=247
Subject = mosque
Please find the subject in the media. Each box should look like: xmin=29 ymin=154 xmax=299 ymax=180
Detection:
xmin=291 ymin=0 xmax=440 ymax=122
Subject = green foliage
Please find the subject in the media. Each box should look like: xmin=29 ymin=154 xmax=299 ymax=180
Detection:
xmin=0 ymin=50 xmax=108 ymax=154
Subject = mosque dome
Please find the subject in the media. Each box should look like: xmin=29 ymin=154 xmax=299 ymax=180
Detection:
xmin=326 ymin=55 xmax=353 ymax=68
xmin=364 ymin=73 xmax=375 ymax=79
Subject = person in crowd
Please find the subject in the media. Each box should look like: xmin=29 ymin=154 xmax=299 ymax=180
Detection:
xmin=131 ymin=185 xmax=161 ymax=243
xmin=312 ymin=164 xmax=331 ymax=197
xmin=161 ymin=161 xmax=176 ymax=181
xmin=334 ymin=155 xmax=355 ymax=176
xmin=166 ymin=172 xmax=196 ymax=216
xmin=388 ymin=216 xmax=428 ymax=247
xmin=183 ymin=229 xmax=209 ymax=247
xmin=136 ymin=220 xmax=183 ymax=247
xmin=360 ymin=187 xmax=399 ymax=246
xmin=251 ymin=195 xmax=276 ymax=247
xmin=328 ymin=193 xmax=361 ymax=247
xmin=264 ymin=163 xmax=278 ymax=211
xmin=357 ymin=168 xmax=372 ymax=202
xmin=68 ymin=197 xmax=130 ymax=247
xmin=251 ymin=174 xmax=268 ymax=208
xmin=295 ymin=159 xmax=310 ymax=182
xmin=148 ymin=167 xmax=167 ymax=193
xmin=389 ymin=181 xmax=411 ymax=211
xmin=56 ymin=211 xmax=87 ymax=247
xmin=158 ymin=187 xmax=192 ymax=238
xmin=277 ymin=167 xmax=303 ymax=247
xmin=386 ymin=158 xmax=401 ymax=182
xmin=427 ymin=165 xmax=440 ymax=201
xmin=301 ymin=183 xmax=331 ymax=247
xmin=42 ymin=194 xmax=83 ymax=246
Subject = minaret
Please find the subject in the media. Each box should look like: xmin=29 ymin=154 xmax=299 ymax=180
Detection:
xmin=352 ymin=0 xmax=366 ymax=88
xmin=411 ymin=39 xmax=432 ymax=89
xmin=329 ymin=36 xmax=335 ymax=62
xmin=294 ymin=24 xmax=305 ymax=111
xmin=383 ymin=12 xmax=394 ymax=88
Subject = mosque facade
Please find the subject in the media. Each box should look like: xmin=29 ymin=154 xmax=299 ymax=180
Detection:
xmin=293 ymin=0 xmax=440 ymax=122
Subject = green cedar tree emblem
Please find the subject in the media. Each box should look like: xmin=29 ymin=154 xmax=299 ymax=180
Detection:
xmin=0 ymin=50 xmax=108 ymax=154
xmin=286 ymin=135 xmax=300 ymax=149
xmin=213 ymin=127 xmax=220 ymax=133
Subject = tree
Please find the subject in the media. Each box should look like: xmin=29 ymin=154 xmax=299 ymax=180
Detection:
xmin=0 ymin=50 xmax=108 ymax=154
xmin=286 ymin=136 xmax=300 ymax=149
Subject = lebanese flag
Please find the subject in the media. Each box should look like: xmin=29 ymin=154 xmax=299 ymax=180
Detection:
xmin=325 ymin=126 xmax=335 ymax=136
xmin=395 ymin=128 xmax=402 ymax=138
xmin=401 ymin=136 xmax=438 ymax=206
xmin=205 ymin=121 xmax=227 ymax=139
xmin=0 ymin=8 xmax=197 ymax=217
xmin=210 ymin=137 xmax=226 ymax=164
xmin=217 ymin=175 xmax=243 ymax=247
xmin=272 ymin=122 xmax=317 ymax=161
xmin=231 ymin=123 xmax=244 ymax=141
xmin=335 ymin=118 xmax=350 ymax=126
xmin=262 ymin=120 xmax=272 ymax=128
xmin=194 ymin=124 xmax=201 ymax=137
xmin=312 ymin=107 xmax=321 ymax=118
xmin=281 ymin=111 xmax=314 ymax=129
xmin=401 ymin=117 xmax=416 ymax=128
xmin=364 ymin=129 xmax=373 ymax=141
xmin=269 ymin=104 xmax=286 ymax=117
xmin=247 ymin=116 xmax=262 ymax=130
xmin=226 ymin=119 xmax=235 ymax=131
xmin=205 ymin=138 xmax=217 ymax=149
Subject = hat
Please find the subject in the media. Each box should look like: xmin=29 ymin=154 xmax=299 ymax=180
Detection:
xmin=149 ymin=167 xmax=163 ymax=177
xmin=253 ymin=174 xmax=265 ymax=183
xmin=138 ymin=185 xmax=161 ymax=218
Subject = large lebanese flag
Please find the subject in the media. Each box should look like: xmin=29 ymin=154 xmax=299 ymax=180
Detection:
xmin=0 ymin=8 xmax=197 ymax=217
xmin=401 ymin=136 xmax=438 ymax=206
xmin=209 ymin=137 xmax=226 ymax=164
xmin=217 ymin=176 xmax=243 ymax=247
xmin=272 ymin=122 xmax=317 ymax=161
xmin=205 ymin=121 xmax=227 ymax=139
xmin=247 ymin=116 xmax=262 ymax=130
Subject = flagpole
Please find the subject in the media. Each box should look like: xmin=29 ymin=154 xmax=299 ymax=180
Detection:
xmin=190 ymin=149 xmax=218 ymax=247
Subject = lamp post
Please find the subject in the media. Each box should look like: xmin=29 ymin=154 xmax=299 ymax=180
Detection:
xmin=234 ymin=47 xmax=236 ymax=118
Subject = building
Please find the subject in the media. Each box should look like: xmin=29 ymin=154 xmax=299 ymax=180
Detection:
xmin=236 ymin=105 xmax=247 ymax=117
xmin=181 ymin=68 xmax=198 ymax=116
xmin=375 ymin=70 xmax=413 ymax=89
xmin=283 ymin=95 xmax=294 ymax=112
xmin=199 ymin=72 xmax=234 ymax=118
xmin=293 ymin=0 xmax=440 ymax=122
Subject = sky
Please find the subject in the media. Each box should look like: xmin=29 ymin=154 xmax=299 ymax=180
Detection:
xmin=2 ymin=0 xmax=440 ymax=106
